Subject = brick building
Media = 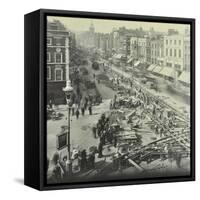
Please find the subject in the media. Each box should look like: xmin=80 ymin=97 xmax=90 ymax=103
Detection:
xmin=47 ymin=20 xmax=70 ymax=104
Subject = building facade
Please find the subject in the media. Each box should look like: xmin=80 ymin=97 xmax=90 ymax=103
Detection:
xmin=137 ymin=37 xmax=148 ymax=63
xmin=183 ymin=35 xmax=190 ymax=72
xmin=163 ymin=34 xmax=185 ymax=78
xmin=150 ymin=36 xmax=164 ymax=66
xmin=130 ymin=36 xmax=138 ymax=60
xmin=47 ymin=20 xmax=70 ymax=104
xmin=129 ymin=36 xmax=151 ymax=63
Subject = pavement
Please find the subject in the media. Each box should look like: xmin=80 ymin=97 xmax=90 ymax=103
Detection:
xmin=47 ymin=99 xmax=110 ymax=159
xmin=47 ymin=60 xmax=118 ymax=159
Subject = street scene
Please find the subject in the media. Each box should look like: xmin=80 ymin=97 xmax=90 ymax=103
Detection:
xmin=46 ymin=16 xmax=191 ymax=184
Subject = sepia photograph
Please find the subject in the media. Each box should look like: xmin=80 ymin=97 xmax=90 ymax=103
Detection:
xmin=46 ymin=15 xmax=192 ymax=185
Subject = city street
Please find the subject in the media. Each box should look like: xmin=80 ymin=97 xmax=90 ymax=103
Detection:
xmin=47 ymin=99 xmax=110 ymax=159
xmin=46 ymin=17 xmax=192 ymax=184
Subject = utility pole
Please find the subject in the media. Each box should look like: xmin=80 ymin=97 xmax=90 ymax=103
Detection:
xmin=63 ymin=36 xmax=73 ymax=175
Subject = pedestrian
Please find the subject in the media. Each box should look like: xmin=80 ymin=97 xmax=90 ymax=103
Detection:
xmin=114 ymin=136 xmax=117 ymax=148
xmin=163 ymin=145 xmax=168 ymax=160
xmin=110 ymin=100 xmax=113 ymax=110
xmin=113 ymin=153 xmax=120 ymax=171
xmin=98 ymin=141 xmax=103 ymax=158
xmin=130 ymin=81 xmax=133 ymax=88
xmin=49 ymin=99 xmax=53 ymax=109
xmin=88 ymin=105 xmax=92 ymax=115
xmin=87 ymin=152 xmax=95 ymax=169
xmin=160 ymin=127 xmax=164 ymax=138
xmin=117 ymin=78 xmax=119 ymax=85
xmin=52 ymin=160 xmax=62 ymax=183
xmin=155 ymin=124 xmax=159 ymax=136
xmin=59 ymin=156 xmax=68 ymax=179
xmin=75 ymin=109 xmax=80 ymax=119
xmin=101 ymin=113 xmax=106 ymax=123
xmin=81 ymin=107 xmax=85 ymax=116
xmin=71 ymin=103 xmax=75 ymax=116
xmin=100 ymin=131 xmax=106 ymax=145
xmin=80 ymin=150 xmax=87 ymax=171
xmin=52 ymin=152 xmax=60 ymax=165
xmin=92 ymin=125 xmax=97 ymax=138
xmin=97 ymin=122 xmax=101 ymax=137
xmin=84 ymin=96 xmax=88 ymax=110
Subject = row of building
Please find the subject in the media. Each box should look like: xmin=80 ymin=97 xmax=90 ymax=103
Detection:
xmin=76 ymin=24 xmax=147 ymax=57
xmin=46 ymin=20 xmax=191 ymax=104
xmin=129 ymin=31 xmax=190 ymax=72
xmin=77 ymin=23 xmax=190 ymax=85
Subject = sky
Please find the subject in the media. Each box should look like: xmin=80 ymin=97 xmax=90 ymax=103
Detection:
xmin=47 ymin=16 xmax=190 ymax=34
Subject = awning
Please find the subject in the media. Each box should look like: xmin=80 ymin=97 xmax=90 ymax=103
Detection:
xmin=113 ymin=54 xmax=123 ymax=59
xmin=147 ymin=64 xmax=156 ymax=71
xmin=159 ymin=67 xmax=174 ymax=78
xmin=152 ymin=65 xmax=163 ymax=74
xmin=178 ymin=71 xmax=190 ymax=84
xmin=134 ymin=60 xmax=140 ymax=67
xmin=127 ymin=57 xmax=134 ymax=63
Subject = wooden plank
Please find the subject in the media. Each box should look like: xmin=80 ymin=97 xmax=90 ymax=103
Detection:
xmin=124 ymin=156 xmax=144 ymax=172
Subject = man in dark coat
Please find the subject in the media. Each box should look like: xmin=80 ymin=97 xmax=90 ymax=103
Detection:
xmin=98 ymin=142 xmax=103 ymax=158
xmin=80 ymin=150 xmax=87 ymax=171
xmin=75 ymin=109 xmax=80 ymax=119
xmin=92 ymin=126 xmax=97 ymax=138
xmin=81 ymin=107 xmax=85 ymax=116
xmin=88 ymin=104 xmax=92 ymax=115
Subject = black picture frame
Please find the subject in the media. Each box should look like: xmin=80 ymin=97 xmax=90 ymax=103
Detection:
xmin=24 ymin=9 xmax=195 ymax=191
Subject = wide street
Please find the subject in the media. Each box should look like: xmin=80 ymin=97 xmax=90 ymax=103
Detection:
xmin=47 ymin=100 xmax=109 ymax=159
xmin=47 ymin=62 xmax=116 ymax=159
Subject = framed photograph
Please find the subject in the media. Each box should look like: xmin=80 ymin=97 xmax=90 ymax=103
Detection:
xmin=24 ymin=9 xmax=195 ymax=190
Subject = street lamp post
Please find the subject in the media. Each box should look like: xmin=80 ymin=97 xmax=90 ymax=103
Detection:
xmin=63 ymin=36 xmax=73 ymax=175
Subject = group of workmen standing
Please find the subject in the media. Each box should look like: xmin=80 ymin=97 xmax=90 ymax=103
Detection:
xmin=92 ymin=113 xmax=118 ymax=158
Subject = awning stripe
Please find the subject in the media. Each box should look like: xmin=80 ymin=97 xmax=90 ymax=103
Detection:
xmin=159 ymin=67 xmax=174 ymax=77
xmin=178 ymin=71 xmax=190 ymax=84
xmin=152 ymin=66 xmax=163 ymax=74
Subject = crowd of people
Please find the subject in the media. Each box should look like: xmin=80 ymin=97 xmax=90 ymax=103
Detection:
xmin=47 ymin=147 xmax=97 ymax=183
xmin=69 ymin=95 xmax=93 ymax=119
xmin=92 ymin=113 xmax=119 ymax=158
